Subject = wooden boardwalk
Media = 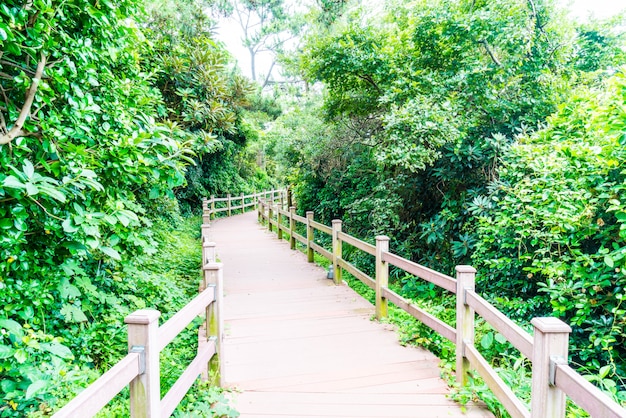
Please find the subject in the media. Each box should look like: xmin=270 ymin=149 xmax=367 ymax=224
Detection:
xmin=210 ymin=212 xmax=493 ymax=418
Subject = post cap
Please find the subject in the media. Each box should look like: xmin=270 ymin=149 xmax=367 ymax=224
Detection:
xmin=531 ymin=317 xmax=572 ymax=334
xmin=306 ymin=211 xmax=314 ymax=216
xmin=375 ymin=235 xmax=390 ymax=242
xmin=455 ymin=265 xmax=477 ymax=274
xmin=203 ymin=241 xmax=217 ymax=248
xmin=125 ymin=309 xmax=161 ymax=325
xmin=203 ymin=262 xmax=223 ymax=271
xmin=332 ymin=219 xmax=342 ymax=225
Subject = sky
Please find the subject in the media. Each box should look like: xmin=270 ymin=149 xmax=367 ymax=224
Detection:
xmin=214 ymin=0 xmax=626 ymax=81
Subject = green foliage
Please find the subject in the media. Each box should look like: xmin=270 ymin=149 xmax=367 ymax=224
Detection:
xmin=474 ymin=69 xmax=626 ymax=401
xmin=275 ymin=0 xmax=626 ymax=411
xmin=172 ymin=382 xmax=239 ymax=417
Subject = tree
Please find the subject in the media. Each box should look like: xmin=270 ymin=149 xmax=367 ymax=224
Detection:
xmin=473 ymin=69 xmax=626 ymax=400
xmin=0 ymin=0 xmax=195 ymax=413
xmin=228 ymin=0 xmax=303 ymax=86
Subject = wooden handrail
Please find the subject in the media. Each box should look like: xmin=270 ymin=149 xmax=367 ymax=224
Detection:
xmin=160 ymin=341 xmax=217 ymax=418
xmin=465 ymin=290 xmax=534 ymax=360
xmin=256 ymin=198 xmax=626 ymax=418
xmin=554 ymin=362 xmax=626 ymax=418
xmin=382 ymin=250 xmax=456 ymax=293
xmin=53 ymin=352 xmax=141 ymax=418
xmin=310 ymin=219 xmax=332 ymax=235
xmin=158 ymin=285 xmax=216 ymax=352
xmin=204 ymin=189 xmax=287 ymax=222
xmin=54 ymin=219 xmax=226 ymax=418
xmin=337 ymin=231 xmax=375 ymax=256
xmin=464 ymin=344 xmax=530 ymax=418
xmin=382 ymin=287 xmax=456 ymax=342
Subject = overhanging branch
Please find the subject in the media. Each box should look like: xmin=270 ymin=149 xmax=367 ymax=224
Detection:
xmin=479 ymin=40 xmax=502 ymax=67
xmin=0 ymin=52 xmax=46 ymax=145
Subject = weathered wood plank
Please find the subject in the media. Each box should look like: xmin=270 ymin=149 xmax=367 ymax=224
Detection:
xmin=466 ymin=290 xmax=533 ymax=360
xmin=554 ymin=363 xmax=626 ymax=418
xmin=337 ymin=231 xmax=376 ymax=256
xmin=235 ymin=392 xmax=494 ymax=417
xmin=158 ymin=286 xmax=215 ymax=352
xmin=337 ymin=258 xmax=375 ymax=289
xmin=160 ymin=341 xmax=217 ymax=418
xmin=52 ymin=353 xmax=140 ymax=418
xmin=210 ymin=212 xmax=494 ymax=418
xmin=465 ymin=344 xmax=530 ymax=418
xmin=292 ymin=213 xmax=307 ymax=223
xmin=310 ymin=219 xmax=332 ymax=235
xmin=382 ymin=288 xmax=456 ymax=342
xmin=310 ymin=241 xmax=332 ymax=260
xmin=382 ymin=251 xmax=457 ymax=293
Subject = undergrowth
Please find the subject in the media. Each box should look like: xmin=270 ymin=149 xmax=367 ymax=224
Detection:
xmin=41 ymin=216 xmax=239 ymax=417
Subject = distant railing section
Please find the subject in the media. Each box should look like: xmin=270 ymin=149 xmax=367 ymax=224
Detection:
xmin=54 ymin=217 xmax=224 ymax=418
xmin=202 ymin=189 xmax=288 ymax=223
xmin=257 ymin=199 xmax=626 ymax=418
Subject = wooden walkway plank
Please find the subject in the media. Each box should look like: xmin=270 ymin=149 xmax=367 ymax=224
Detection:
xmin=209 ymin=212 xmax=493 ymax=417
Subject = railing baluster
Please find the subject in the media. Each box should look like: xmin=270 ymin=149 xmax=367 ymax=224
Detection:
xmin=332 ymin=220 xmax=342 ymax=285
xmin=530 ymin=317 xmax=571 ymax=418
xmin=289 ymin=206 xmax=296 ymax=250
xmin=125 ymin=309 xmax=161 ymax=418
xmin=375 ymin=236 xmax=390 ymax=319
xmin=203 ymin=262 xmax=224 ymax=386
xmin=455 ymin=266 xmax=476 ymax=387
xmin=306 ymin=211 xmax=314 ymax=262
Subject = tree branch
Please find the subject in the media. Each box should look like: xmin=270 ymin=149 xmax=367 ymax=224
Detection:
xmin=0 ymin=52 xmax=46 ymax=145
xmin=479 ymin=40 xmax=502 ymax=67
xmin=261 ymin=60 xmax=277 ymax=89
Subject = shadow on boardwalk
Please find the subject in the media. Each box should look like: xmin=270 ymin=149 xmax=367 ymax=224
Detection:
xmin=210 ymin=212 xmax=493 ymax=418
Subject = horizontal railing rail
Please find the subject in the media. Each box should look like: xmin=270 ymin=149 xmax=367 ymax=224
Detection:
xmin=54 ymin=218 xmax=225 ymax=418
xmin=202 ymin=189 xmax=287 ymax=222
xmin=256 ymin=199 xmax=626 ymax=418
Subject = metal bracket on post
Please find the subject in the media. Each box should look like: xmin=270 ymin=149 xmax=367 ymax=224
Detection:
xmin=549 ymin=355 xmax=567 ymax=386
xmin=130 ymin=345 xmax=146 ymax=375
xmin=463 ymin=287 xmax=470 ymax=305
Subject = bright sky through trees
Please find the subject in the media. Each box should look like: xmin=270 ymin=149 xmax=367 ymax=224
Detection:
xmin=215 ymin=0 xmax=625 ymax=81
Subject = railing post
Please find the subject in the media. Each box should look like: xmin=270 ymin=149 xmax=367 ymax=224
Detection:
xmin=287 ymin=186 xmax=293 ymax=208
xmin=210 ymin=195 xmax=215 ymax=220
xmin=202 ymin=198 xmax=210 ymax=225
xmin=375 ymin=236 xmax=390 ymax=319
xmin=202 ymin=241 xmax=216 ymax=264
xmin=280 ymin=193 xmax=284 ymax=212
xmin=277 ymin=204 xmax=283 ymax=240
xmin=289 ymin=207 xmax=296 ymax=250
xmin=125 ymin=309 xmax=161 ymax=418
xmin=240 ymin=193 xmax=245 ymax=213
xmin=257 ymin=199 xmax=263 ymax=223
xmin=227 ymin=194 xmax=231 ymax=217
xmin=268 ymin=202 xmax=274 ymax=233
xmin=306 ymin=211 xmax=314 ymax=262
xmin=201 ymin=224 xmax=210 ymax=243
xmin=332 ymin=220 xmax=343 ymax=285
xmin=455 ymin=266 xmax=476 ymax=387
xmin=203 ymin=262 xmax=224 ymax=386
xmin=253 ymin=190 xmax=258 ymax=211
xmin=530 ymin=317 xmax=571 ymax=418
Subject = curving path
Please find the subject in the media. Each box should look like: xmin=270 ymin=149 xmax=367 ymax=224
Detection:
xmin=209 ymin=212 xmax=493 ymax=418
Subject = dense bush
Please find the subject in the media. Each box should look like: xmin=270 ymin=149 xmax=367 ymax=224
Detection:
xmin=474 ymin=69 xmax=626 ymax=399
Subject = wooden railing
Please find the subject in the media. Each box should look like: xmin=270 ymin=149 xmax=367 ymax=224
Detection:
xmin=202 ymin=189 xmax=288 ymax=223
xmin=53 ymin=219 xmax=225 ymax=418
xmin=257 ymin=199 xmax=626 ymax=418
